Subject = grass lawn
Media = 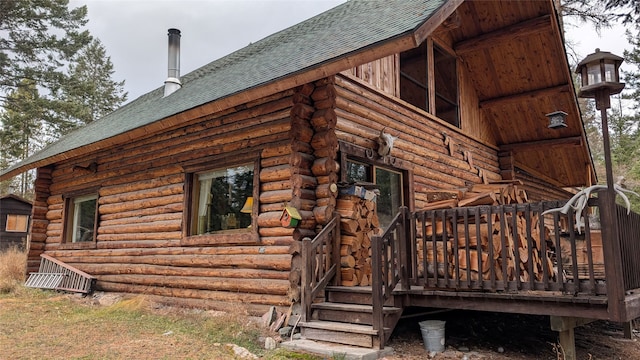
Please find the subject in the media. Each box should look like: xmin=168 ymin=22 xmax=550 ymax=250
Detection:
xmin=0 ymin=287 xmax=325 ymax=359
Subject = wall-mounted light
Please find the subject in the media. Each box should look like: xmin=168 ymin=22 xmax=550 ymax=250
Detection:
xmin=546 ymin=111 xmax=568 ymax=129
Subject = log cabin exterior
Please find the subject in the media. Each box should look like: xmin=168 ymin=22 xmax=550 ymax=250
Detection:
xmin=2 ymin=0 xmax=640 ymax=355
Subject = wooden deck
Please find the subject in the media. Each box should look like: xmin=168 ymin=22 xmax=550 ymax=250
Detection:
xmin=300 ymin=196 xmax=640 ymax=349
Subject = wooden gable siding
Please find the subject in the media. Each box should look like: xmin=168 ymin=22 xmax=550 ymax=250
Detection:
xmin=28 ymin=88 xmax=318 ymax=315
xmin=341 ymin=54 xmax=399 ymax=97
xmin=334 ymin=73 xmax=501 ymax=209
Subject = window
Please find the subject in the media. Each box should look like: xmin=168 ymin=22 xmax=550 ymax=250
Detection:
xmin=433 ymin=44 xmax=459 ymax=127
xmin=64 ymin=194 xmax=98 ymax=243
xmin=190 ymin=164 xmax=254 ymax=236
xmin=400 ymin=40 xmax=459 ymax=127
xmin=346 ymin=160 xmax=404 ymax=230
xmin=5 ymin=214 xmax=29 ymax=232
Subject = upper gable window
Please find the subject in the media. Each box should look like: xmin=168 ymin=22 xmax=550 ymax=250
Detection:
xmin=400 ymin=40 xmax=459 ymax=127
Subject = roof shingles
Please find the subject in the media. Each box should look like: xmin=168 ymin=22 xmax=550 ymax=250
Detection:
xmin=0 ymin=0 xmax=446 ymax=179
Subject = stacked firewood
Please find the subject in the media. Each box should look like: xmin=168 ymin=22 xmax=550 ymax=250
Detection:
xmin=336 ymin=192 xmax=381 ymax=286
xmin=418 ymin=182 xmax=556 ymax=283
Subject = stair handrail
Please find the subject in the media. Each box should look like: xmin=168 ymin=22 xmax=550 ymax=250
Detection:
xmin=301 ymin=212 xmax=341 ymax=322
xmin=371 ymin=206 xmax=408 ymax=348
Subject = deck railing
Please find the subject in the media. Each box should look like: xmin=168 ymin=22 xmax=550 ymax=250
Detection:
xmin=616 ymin=203 xmax=640 ymax=291
xmin=411 ymin=201 xmax=608 ymax=296
xmin=371 ymin=207 xmax=408 ymax=347
xmin=301 ymin=213 xmax=341 ymax=322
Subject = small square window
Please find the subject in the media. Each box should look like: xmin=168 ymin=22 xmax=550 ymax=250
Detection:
xmin=65 ymin=194 xmax=98 ymax=243
xmin=6 ymin=214 xmax=29 ymax=232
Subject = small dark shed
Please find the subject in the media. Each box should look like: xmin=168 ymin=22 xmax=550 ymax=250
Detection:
xmin=0 ymin=194 xmax=32 ymax=251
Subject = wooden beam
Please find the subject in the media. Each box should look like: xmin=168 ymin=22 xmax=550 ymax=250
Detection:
xmin=479 ymin=84 xmax=571 ymax=109
xmin=455 ymin=14 xmax=553 ymax=55
xmin=499 ymin=136 xmax=582 ymax=153
xmin=413 ymin=0 xmax=464 ymax=46
xmin=514 ymin=162 xmax=567 ymax=189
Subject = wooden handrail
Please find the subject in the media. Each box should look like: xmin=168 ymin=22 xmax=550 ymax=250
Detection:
xmin=300 ymin=213 xmax=341 ymax=322
xmin=371 ymin=207 xmax=407 ymax=348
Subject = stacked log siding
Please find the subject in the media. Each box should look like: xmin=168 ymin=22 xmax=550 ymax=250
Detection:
xmin=334 ymin=74 xmax=501 ymax=209
xmin=31 ymin=89 xmax=300 ymax=314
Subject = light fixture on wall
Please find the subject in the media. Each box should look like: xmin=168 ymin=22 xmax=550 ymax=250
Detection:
xmin=546 ymin=111 xmax=568 ymax=129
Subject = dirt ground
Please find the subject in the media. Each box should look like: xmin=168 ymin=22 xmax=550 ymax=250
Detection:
xmin=382 ymin=309 xmax=640 ymax=360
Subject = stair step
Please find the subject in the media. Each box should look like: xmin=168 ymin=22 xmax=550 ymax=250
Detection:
xmin=300 ymin=320 xmax=383 ymax=348
xmin=312 ymin=302 xmax=402 ymax=314
xmin=300 ymin=320 xmax=378 ymax=335
xmin=326 ymin=286 xmax=396 ymax=306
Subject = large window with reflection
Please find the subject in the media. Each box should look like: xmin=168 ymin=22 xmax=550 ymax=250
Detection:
xmin=191 ymin=164 xmax=254 ymax=235
xmin=184 ymin=155 xmax=259 ymax=245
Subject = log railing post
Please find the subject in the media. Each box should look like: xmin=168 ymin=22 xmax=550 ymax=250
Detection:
xmin=399 ymin=206 xmax=410 ymax=291
xmin=371 ymin=234 xmax=384 ymax=348
xmin=331 ymin=212 xmax=341 ymax=286
xmin=598 ymin=190 xmax=625 ymax=321
xmin=301 ymin=236 xmax=312 ymax=322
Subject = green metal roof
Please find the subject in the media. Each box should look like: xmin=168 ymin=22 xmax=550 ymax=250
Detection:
xmin=0 ymin=0 xmax=446 ymax=179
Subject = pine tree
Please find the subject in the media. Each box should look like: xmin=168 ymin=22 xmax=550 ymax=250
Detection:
xmin=0 ymin=0 xmax=91 ymax=102
xmin=0 ymin=81 xmax=46 ymax=197
xmin=54 ymin=38 xmax=128 ymax=132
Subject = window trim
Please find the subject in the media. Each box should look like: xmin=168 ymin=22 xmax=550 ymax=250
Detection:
xmin=182 ymin=153 xmax=260 ymax=246
xmin=5 ymin=214 xmax=30 ymax=232
xmin=60 ymin=189 xmax=99 ymax=250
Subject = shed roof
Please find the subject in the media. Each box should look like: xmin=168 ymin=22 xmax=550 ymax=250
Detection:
xmin=0 ymin=0 xmax=446 ymax=179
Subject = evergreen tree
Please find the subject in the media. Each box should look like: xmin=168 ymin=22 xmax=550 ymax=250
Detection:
xmin=0 ymin=0 xmax=90 ymax=103
xmin=0 ymin=81 xmax=46 ymax=197
xmin=54 ymin=38 xmax=127 ymax=132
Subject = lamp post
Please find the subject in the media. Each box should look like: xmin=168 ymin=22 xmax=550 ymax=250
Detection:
xmin=575 ymin=48 xmax=625 ymax=320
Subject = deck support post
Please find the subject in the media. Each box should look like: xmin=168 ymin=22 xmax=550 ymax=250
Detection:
xmin=550 ymin=316 xmax=594 ymax=360
xmin=623 ymin=321 xmax=634 ymax=339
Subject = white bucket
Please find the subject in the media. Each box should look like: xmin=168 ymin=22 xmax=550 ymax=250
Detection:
xmin=419 ymin=320 xmax=446 ymax=353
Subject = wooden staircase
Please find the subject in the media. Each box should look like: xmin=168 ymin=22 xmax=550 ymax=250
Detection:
xmin=299 ymin=286 xmax=404 ymax=349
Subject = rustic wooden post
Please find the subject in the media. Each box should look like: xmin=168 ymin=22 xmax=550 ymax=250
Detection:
xmin=598 ymin=190 xmax=625 ymax=321
xmin=371 ymin=234 xmax=384 ymax=348
xmin=301 ymin=236 xmax=313 ymax=322
xmin=331 ymin=213 xmax=341 ymax=286
xmin=399 ymin=206 xmax=410 ymax=291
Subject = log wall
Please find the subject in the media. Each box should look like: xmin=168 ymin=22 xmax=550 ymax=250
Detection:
xmin=32 ymin=89 xmax=304 ymax=315
xmin=334 ymin=73 xmax=502 ymax=210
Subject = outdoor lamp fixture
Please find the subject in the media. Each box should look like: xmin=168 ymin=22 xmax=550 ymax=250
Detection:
xmin=546 ymin=111 xmax=568 ymax=129
xmin=576 ymin=48 xmax=625 ymax=110
xmin=576 ymin=48 xmax=625 ymax=313
xmin=575 ymin=48 xmax=625 ymax=190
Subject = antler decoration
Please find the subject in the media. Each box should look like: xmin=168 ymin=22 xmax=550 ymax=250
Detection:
xmin=541 ymin=179 xmax=639 ymax=234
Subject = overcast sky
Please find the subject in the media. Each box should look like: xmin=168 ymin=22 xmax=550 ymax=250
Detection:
xmin=69 ymin=0 xmax=632 ymax=103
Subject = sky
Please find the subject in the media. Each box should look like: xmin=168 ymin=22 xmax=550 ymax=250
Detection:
xmin=68 ymin=0 xmax=633 ymax=103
